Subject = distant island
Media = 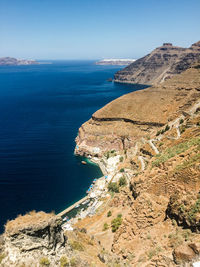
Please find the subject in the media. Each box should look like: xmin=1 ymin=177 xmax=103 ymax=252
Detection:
xmin=95 ymin=58 xmax=135 ymax=66
xmin=0 ymin=57 xmax=38 ymax=66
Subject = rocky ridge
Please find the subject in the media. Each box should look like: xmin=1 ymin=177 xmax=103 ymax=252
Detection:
xmin=114 ymin=41 xmax=200 ymax=85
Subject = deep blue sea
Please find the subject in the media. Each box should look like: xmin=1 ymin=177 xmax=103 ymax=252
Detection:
xmin=0 ymin=60 xmax=146 ymax=232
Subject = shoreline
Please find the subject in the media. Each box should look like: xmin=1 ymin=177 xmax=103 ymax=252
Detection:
xmin=58 ymin=153 xmax=123 ymax=230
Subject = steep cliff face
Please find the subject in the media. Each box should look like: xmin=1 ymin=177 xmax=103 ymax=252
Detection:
xmin=75 ymin=66 xmax=200 ymax=157
xmin=114 ymin=41 xmax=200 ymax=85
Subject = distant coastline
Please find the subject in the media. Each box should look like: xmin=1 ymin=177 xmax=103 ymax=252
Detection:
xmin=0 ymin=57 xmax=39 ymax=66
xmin=95 ymin=58 xmax=135 ymax=66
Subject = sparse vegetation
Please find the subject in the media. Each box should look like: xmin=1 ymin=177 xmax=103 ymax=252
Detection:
xmin=179 ymin=118 xmax=184 ymax=124
xmin=107 ymin=210 xmax=112 ymax=217
xmin=165 ymin=125 xmax=170 ymax=132
xmin=119 ymin=176 xmax=127 ymax=187
xmin=103 ymin=222 xmax=109 ymax=231
xmin=119 ymin=168 xmax=124 ymax=172
xmin=175 ymin=152 xmax=200 ymax=171
xmin=180 ymin=125 xmax=186 ymax=133
xmin=156 ymin=130 xmax=161 ymax=136
xmin=70 ymin=257 xmax=77 ymax=266
xmin=108 ymin=182 xmax=119 ymax=193
xmin=40 ymin=257 xmax=50 ymax=266
xmin=111 ymin=215 xmax=122 ymax=232
xmin=0 ymin=254 xmax=5 ymax=264
xmin=104 ymin=150 xmax=117 ymax=159
xmin=152 ymin=137 xmax=200 ymax=167
xmin=70 ymin=240 xmax=84 ymax=251
xmin=119 ymin=156 xmax=123 ymax=162
xmin=60 ymin=256 xmax=69 ymax=267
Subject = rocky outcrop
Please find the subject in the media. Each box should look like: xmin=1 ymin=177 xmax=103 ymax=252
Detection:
xmin=0 ymin=57 xmax=38 ymax=66
xmin=114 ymin=41 xmax=200 ymax=85
xmin=1 ymin=211 xmax=67 ymax=266
xmin=75 ymin=66 xmax=200 ymax=157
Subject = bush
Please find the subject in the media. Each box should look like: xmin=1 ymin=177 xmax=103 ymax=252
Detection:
xmin=119 ymin=176 xmax=127 ymax=187
xmin=119 ymin=168 xmax=124 ymax=172
xmin=179 ymin=118 xmax=184 ymax=124
xmin=156 ymin=130 xmax=161 ymax=136
xmin=165 ymin=125 xmax=170 ymax=132
xmin=70 ymin=240 xmax=84 ymax=251
xmin=111 ymin=216 xmax=122 ymax=232
xmin=103 ymin=222 xmax=109 ymax=231
xmin=107 ymin=211 xmax=112 ymax=217
xmin=108 ymin=182 xmax=119 ymax=193
xmin=119 ymin=156 xmax=123 ymax=162
xmin=40 ymin=257 xmax=50 ymax=266
xmin=60 ymin=256 xmax=69 ymax=267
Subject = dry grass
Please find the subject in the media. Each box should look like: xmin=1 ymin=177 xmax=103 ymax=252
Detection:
xmin=5 ymin=210 xmax=55 ymax=234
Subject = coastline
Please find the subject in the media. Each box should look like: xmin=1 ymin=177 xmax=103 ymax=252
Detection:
xmin=58 ymin=152 xmax=124 ymax=230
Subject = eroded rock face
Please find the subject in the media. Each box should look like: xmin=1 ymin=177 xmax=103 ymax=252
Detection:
xmin=1 ymin=211 xmax=66 ymax=266
xmin=114 ymin=41 xmax=200 ymax=85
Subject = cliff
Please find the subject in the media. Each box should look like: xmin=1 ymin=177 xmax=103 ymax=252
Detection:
xmin=75 ymin=66 xmax=200 ymax=158
xmin=0 ymin=57 xmax=38 ymax=66
xmin=114 ymin=41 xmax=200 ymax=85
xmin=74 ymin=66 xmax=200 ymax=266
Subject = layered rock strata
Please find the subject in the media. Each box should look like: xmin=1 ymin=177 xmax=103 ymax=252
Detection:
xmin=75 ymin=66 xmax=200 ymax=157
xmin=114 ymin=41 xmax=200 ymax=85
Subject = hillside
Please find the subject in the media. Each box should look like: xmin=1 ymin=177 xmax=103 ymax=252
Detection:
xmin=0 ymin=57 xmax=38 ymax=66
xmin=114 ymin=41 xmax=200 ymax=85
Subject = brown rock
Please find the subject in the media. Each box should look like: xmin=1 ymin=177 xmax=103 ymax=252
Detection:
xmin=173 ymin=244 xmax=196 ymax=264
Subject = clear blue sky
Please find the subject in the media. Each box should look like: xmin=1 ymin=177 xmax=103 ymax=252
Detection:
xmin=0 ymin=0 xmax=199 ymax=59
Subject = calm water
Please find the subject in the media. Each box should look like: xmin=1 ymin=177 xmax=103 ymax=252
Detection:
xmin=0 ymin=61 xmax=147 ymax=232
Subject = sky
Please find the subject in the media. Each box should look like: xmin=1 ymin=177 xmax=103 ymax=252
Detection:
xmin=0 ymin=0 xmax=200 ymax=60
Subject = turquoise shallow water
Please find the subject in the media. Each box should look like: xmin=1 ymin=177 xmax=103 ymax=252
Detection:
xmin=0 ymin=60 xmax=147 ymax=232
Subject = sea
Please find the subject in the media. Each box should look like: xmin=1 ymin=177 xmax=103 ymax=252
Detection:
xmin=0 ymin=60 xmax=147 ymax=232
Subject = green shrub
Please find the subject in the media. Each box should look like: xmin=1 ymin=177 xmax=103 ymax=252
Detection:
xmin=165 ymin=125 xmax=170 ymax=132
xmin=40 ymin=257 xmax=50 ymax=266
xmin=119 ymin=176 xmax=127 ymax=187
xmin=179 ymin=118 xmax=184 ymax=124
xmin=108 ymin=182 xmax=119 ymax=193
xmin=107 ymin=210 xmax=112 ymax=217
xmin=60 ymin=256 xmax=69 ymax=267
xmin=119 ymin=156 xmax=123 ymax=162
xmin=103 ymin=222 xmax=109 ymax=231
xmin=156 ymin=130 xmax=161 ymax=136
xmin=111 ymin=216 xmax=122 ymax=232
xmin=70 ymin=240 xmax=84 ymax=251
xmin=119 ymin=168 xmax=124 ymax=172
xmin=117 ymin=213 xmax=122 ymax=218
